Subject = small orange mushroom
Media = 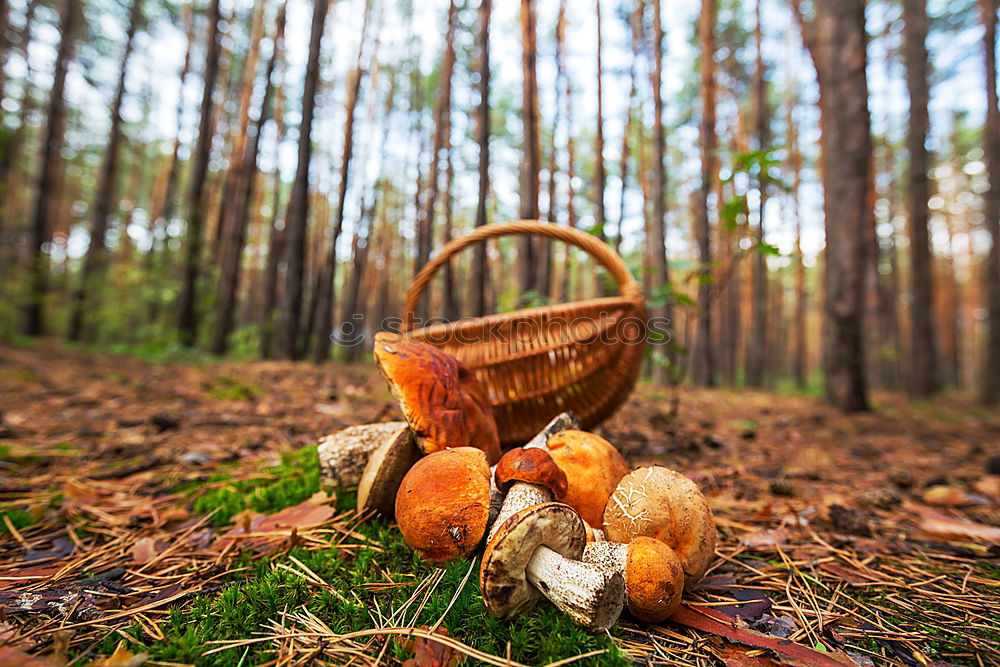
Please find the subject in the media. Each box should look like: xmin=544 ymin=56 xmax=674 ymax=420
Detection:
xmin=546 ymin=430 xmax=630 ymax=528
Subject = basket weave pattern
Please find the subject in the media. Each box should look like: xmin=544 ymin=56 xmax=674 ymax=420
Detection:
xmin=401 ymin=221 xmax=648 ymax=446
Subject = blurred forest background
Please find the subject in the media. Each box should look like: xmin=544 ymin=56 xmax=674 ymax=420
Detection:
xmin=0 ymin=0 xmax=997 ymax=412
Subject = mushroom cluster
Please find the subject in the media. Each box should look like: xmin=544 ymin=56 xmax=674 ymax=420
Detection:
xmin=317 ymin=337 xmax=717 ymax=632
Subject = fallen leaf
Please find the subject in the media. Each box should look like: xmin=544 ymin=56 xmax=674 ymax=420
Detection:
xmin=0 ymin=646 xmax=63 ymax=667
xmin=398 ymin=627 xmax=460 ymax=667
xmin=713 ymin=589 xmax=773 ymax=620
xmin=740 ymin=528 xmax=788 ymax=550
xmin=81 ymin=641 xmax=148 ymax=667
xmin=709 ymin=640 xmax=780 ymax=667
xmin=129 ymin=537 xmax=158 ymax=564
xmin=910 ymin=506 xmax=1000 ymax=544
xmin=972 ymin=475 xmax=1000 ymax=499
xmin=216 ymin=494 xmax=336 ymax=553
xmin=922 ymin=485 xmax=988 ymax=507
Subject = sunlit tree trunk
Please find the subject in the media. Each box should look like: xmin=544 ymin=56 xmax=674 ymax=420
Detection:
xmin=792 ymin=0 xmax=871 ymax=411
xmin=591 ymin=0 xmax=606 ymax=297
xmin=311 ymin=0 xmax=372 ymax=362
xmin=787 ymin=89 xmax=808 ymax=389
xmin=649 ymin=0 xmax=673 ymax=385
xmin=176 ymin=0 xmax=222 ymax=346
xmin=22 ymin=0 xmax=78 ymax=336
xmin=67 ymin=0 xmax=143 ymax=342
xmin=210 ymin=1 xmax=285 ymax=355
xmin=471 ymin=0 xmax=491 ymax=316
xmin=980 ymin=0 xmax=1000 ymax=404
xmin=556 ymin=0 xmax=576 ymax=303
xmin=276 ymin=0 xmax=329 ymax=359
xmin=902 ymin=0 xmax=940 ymax=395
xmin=518 ymin=0 xmax=540 ymax=298
xmin=691 ymin=0 xmax=716 ymax=386
xmin=745 ymin=0 xmax=767 ymax=387
xmin=615 ymin=0 xmax=642 ymax=256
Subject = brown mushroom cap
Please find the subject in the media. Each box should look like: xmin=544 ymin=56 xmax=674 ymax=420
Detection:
xmin=546 ymin=430 xmax=630 ymax=528
xmin=374 ymin=332 xmax=501 ymax=464
xmin=624 ymin=537 xmax=684 ymax=622
xmin=494 ymin=447 xmax=568 ymax=499
xmin=603 ymin=466 xmax=716 ymax=590
xmin=395 ymin=447 xmax=492 ymax=564
xmin=479 ymin=502 xmax=586 ymax=620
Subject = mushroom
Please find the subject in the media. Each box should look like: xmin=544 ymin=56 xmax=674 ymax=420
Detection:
xmin=395 ymin=447 xmax=493 ymax=564
xmin=373 ymin=332 xmax=501 ymax=464
xmin=546 ymin=430 xmax=630 ymax=528
xmin=356 ymin=424 xmax=420 ymax=516
xmin=488 ymin=446 xmax=568 ymax=541
xmin=602 ymin=467 xmax=716 ymax=590
xmin=319 ymin=421 xmax=410 ymax=490
xmin=480 ymin=502 xmax=625 ymax=631
xmin=583 ymin=537 xmax=684 ymax=623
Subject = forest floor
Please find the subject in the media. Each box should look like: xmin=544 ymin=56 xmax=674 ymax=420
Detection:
xmin=0 ymin=341 xmax=998 ymax=666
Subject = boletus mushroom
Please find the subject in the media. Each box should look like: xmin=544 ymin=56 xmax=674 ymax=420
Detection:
xmin=356 ymin=423 xmax=420 ymax=517
xmin=546 ymin=430 xmax=630 ymax=528
xmin=395 ymin=447 xmax=493 ymax=564
xmin=480 ymin=502 xmax=625 ymax=631
xmin=373 ymin=332 xmax=501 ymax=464
xmin=583 ymin=537 xmax=684 ymax=623
xmin=318 ymin=422 xmax=411 ymax=489
xmin=603 ymin=466 xmax=716 ymax=590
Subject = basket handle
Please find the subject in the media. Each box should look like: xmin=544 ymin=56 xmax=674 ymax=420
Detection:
xmin=402 ymin=220 xmax=643 ymax=331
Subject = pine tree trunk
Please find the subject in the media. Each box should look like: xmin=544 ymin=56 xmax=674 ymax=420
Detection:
xmin=176 ymin=0 xmax=222 ymax=346
xmin=615 ymin=0 xmax=642 ymax=256
xmin=980 ymin=0 xmax=1000 ymax=404
xmin=787 ymin=91 xmax=808 ymax=389
xmin=310 ymin=0 xmax=371 ymax=362
xmin=276 ymin=0 xmax=329 ymax=359
xmin=471 ymin=0 xmax=491 ymax=316
xmin=67 ymin=0 xmax=142 ymax=342
xmin=210 ymin=1 xmax=285 ymax=355
xmin=745 ymin=0 xmax=767 ymax=387
xmin=518 ymin=0 xmax=540 ymax=299
xmin=691 ymin=0 xmax=716 ymax=386
xmin=649 ymin=0 xmax=673 ymax=385
xmin=902 ymin=0 xmax=939 ymax=395
xmin=591 ymin=0 xmax=606 ymax=297
xmin=22 ymin=0 xmax=77 ymax=337
xmin=792 ymin=0 xmax=871 ymax=411
xmin=556 ymin=0 xmax=575 ymax=303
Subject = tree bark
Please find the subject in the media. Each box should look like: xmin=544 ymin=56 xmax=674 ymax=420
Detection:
xmin=67 ymin=0 xmax=142 ymax=342
xmin=787 ymin=89 xmax=807 ymax=389
xmin=518 ymin=0 xmax=540 ymax=298
xmin=691 ymin=0 xmax=716 ymax=386
xmin=471 ymin=0 xmax=491 ymax=316
xmin=745 ymin=0 xmax=767 ymax=387
xmin=22 ymin=0 xmax=78 ymax=336
xmin=176 ymin=0 xmax=222 ymax=346
xmin=980 ymin=0 xmax=1000 ymax=404
xmin=276 ymin=0 xmax=329 ymax=359
xmin=792 ymin=0 xmax=871 ymax=411
xmin=615 ymin=0 xmax=642 ymax=257
xmin=902 ymin=0 xmax=940 ymax=395
xmin=310 ymin=0 xmax=371 ymax=362
xmin=591 ymin=0 xmax=606 ymax=297
xmin=649 ymin=0 xmax=673 ymax=385
xmin=557 ymin=0 xmax=576 ymax=303
xmin=210 ymin=0 xmax=285 ymax=355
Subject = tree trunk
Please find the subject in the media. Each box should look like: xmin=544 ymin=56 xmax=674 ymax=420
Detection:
xmin=67 ymin=0 xmax=142 ymax=342
xmin=518 ymin=0 xmax=540 ymax=298
xmin=691 ymin=0 xmax=716 ymax=386
xmin=557 ymin=0 xmax=576 ymax=302
xmin=615 ymin=0 xmax=642 ymax=256
xmin=591 ymin=0 xmax=606 ymax=297
xmin=276 ymin=0 xmax=329 ymax=359
xmin=745 ymin=0 xmax=767 ymax=387
xmin=471 ymin=0 xmax=491 ymax=316
xmin=21 ymin=0 xmax=78 ymax=336
xmin=792 ymin=0 xmax=871 ymax=411
xmin=649 ymin=0 xmax=673 ymax=385
xmin=176 ymin=0 xmax=222 ymax=346
xmin=309 ymin=0 xmax=371 ymax=362
xmin=210 ymin=1 xmax=285 ymax=355
xmin=409 ymin=0 xmax=457 ymax=325
xmin=980 ymin=0 xmax=1000 ymax=404
xmin=787 ymin=90 xmax=807 ymax=389
xmin=902 ymin=0 xmax=940 ymax=395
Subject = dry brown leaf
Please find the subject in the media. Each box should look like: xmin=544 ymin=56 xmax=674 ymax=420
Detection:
xmin=81 ymin=641 xmax=148 ymax=667
xmin=0 ymin=646 xmax=63 ymax=667
xmin=216 ymin=494 xmax=336 ymax=553
xmin=740 ymin=528 xmax=788 ymax=550
xmin=398 ymin=627 xmax=460 ymax=667
xmin=129 ymin=537 xmax=158 ymax=564
xmin=910 ymin=505 xmax=1000 ymax=544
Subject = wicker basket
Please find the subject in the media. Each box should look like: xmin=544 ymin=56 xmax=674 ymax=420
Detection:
xmin=400 ymin=221 xmax=648 ymax=447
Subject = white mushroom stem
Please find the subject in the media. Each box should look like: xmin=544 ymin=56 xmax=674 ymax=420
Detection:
xmin=488 ymin=482 xmax=550 ymax=540
xmin=525 ymin=544 xmax=625 ymax=631
xmin=583 ymin=541 xmax=627 ymax=572
xmin=488 ymin=465 xmax=503 ymax=527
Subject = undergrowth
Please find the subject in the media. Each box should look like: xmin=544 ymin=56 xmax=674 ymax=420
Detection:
xmin=107 ymin=445 xmax=628 ymax=666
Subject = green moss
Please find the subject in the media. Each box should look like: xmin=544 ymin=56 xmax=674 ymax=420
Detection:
xmin=0 ymin=506 xmax=36 ymax=535
xmin=203 ymin=375 xmax=261 ymax=402
xmin=96 ymin=446 xmax=626 ymax=666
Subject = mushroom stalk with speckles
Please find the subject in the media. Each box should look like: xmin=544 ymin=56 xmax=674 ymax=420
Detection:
xmin=525 ymin=542 xmax=625 ymax=629
xmin=583 ymin=538 xmax=684 ymax=623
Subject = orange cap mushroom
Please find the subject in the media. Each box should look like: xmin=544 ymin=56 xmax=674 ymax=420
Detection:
xmin=545 ymin=430 xmax=630 ymax=528
xmin=395 ymin=447 xmax=493 ymax=564
xmin=374 ymin=333 xmax=500 ymax=464
xmin=584 ymin=537 xmax=684 ymax=623
xmin=602 ymin=467 xmax=716 ymax=590
xmin=494 ymin=447 xmax=568 ymax=499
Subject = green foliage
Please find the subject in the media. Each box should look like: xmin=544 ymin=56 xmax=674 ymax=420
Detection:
xmin=202 ymin=375 xmax=261 ymax=402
